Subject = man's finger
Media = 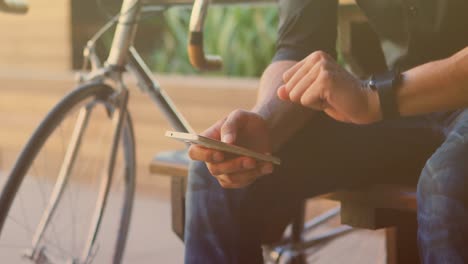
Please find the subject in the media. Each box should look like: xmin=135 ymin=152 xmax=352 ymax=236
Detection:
xmin=285 ymin=56 xmax=322 ymax=93
xmin=207 ymin=156 xmax=256 ymax=176
xmin=216 ymin=163 xmax=274 ymax=189
xmin=300 ymin=82 xmax=327 ymax=110
xmin=277 ymin=85 xmax=290 ymax=101
xmin=288 ymin=64 xmax=321 ymax=102
xmin=283 ymin=59 xmax=306 ymax=82
xmin=188 ymin=145 xmax=224 ymax=163
xmin=220 ymin=110 xmax=248 ymax=144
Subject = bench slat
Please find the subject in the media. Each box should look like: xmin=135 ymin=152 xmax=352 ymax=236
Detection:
xmin=150 ymin=149 xmax=190 ymax=177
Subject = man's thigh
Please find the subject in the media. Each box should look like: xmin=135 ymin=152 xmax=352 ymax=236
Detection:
xmin=242 ymin=113 xmax=443 ymax=242
xmin=416 ymin=109 xmax=468 ymax=263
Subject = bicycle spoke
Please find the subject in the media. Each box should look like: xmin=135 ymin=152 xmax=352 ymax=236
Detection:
xmin=4 ymin=214 xmax=68 ymax=256
xmin=68 ymin=183 xmax=77 ymax=255
xmin=32 ymin=166 xmax=48 ymax=209
xmin=7 ymin=215 xmax=33 ymax=234
xmin=39 ymin=142 xmax=68 ymax=251
xmin=32 ymin=164 xmax=65 ymax=256
xmin=0 ymin=243 xmax=30 ymax=248
xmin=18 ymin=190 xmax=32 ymax=242
xmin=32 ymin=167 xmax=65 ymax=248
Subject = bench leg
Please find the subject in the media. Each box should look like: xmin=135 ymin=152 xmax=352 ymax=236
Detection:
xmin=290 ymin=201 xmax=306 ymax=264
xmin=384 ymin=212 xmax=419 ymax=264
xmin=171 ymin=175 xmax=187 ymax=241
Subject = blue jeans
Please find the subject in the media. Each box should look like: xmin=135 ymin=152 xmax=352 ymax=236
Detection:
xmin=184 ymin=109 xmax=468 ymax=264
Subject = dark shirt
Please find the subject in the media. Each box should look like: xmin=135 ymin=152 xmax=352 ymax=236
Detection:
xmin=273 ymin=0 xmax=468 ymax=70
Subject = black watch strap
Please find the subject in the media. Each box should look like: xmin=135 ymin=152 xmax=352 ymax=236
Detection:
xmin=368 ymin=69 xmax=402 ymax=120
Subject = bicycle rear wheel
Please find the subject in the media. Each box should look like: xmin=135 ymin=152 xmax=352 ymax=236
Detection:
xmin=0 ymin=81 xmax=135 ymax=263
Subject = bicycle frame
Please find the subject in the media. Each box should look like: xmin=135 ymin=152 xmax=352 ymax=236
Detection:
xmin=82 ymin=0 xmax=274 ymax=133
xmin=22 ymin=1 xmax=194 ymax=261
xmin=72 ymin=1 xmax=196 ymax=260
xmin=81 ymin=0 xmax=195 ymax=136
xmin=107 ymin=0 xmax=141 ymax=68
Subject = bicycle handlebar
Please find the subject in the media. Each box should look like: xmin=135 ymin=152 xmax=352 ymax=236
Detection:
xmin=188 ymin=31 xmax=223 ymax=71
xmin=0 ymin=0 xmax=28 ymax=14
xmin=188 ymin=0 xmax=223 ymax=71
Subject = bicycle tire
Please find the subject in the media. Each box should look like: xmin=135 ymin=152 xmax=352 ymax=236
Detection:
xmin=0 ymin=81 xmax=136 ymax=263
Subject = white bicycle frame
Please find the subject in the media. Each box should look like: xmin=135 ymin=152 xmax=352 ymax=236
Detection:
xmin=106 ymin=0 xmax=195 ymax=134
xmin=84 ymin=0 xmax=273 ymax=135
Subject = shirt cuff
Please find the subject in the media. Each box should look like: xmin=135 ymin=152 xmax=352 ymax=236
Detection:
xmin=272 ymin=47 xmax=310 ymax=62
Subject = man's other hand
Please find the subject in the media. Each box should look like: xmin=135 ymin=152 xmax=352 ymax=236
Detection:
xmin=277 ymin=51 xmax=382 ymax=124
xmin=188 ymin=109 xmax=274 ymax=189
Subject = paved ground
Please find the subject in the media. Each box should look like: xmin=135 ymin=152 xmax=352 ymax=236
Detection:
xmin=0 ymin=172 xmax=184 ymax=263
xmin=118 ymin=192 xmax=185 ymax=263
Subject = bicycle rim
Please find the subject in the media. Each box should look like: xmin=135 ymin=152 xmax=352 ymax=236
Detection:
xmin=0 ymin=82 xmax=135 ymax=263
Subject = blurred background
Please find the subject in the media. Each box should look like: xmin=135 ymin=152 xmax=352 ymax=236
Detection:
xmin=0 ymin=0 xmax=388 ymax=263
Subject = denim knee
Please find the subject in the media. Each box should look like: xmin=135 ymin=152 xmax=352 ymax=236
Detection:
xmin=186 ymin=159 xmax=259 ymax=261
xmin=417 ymin=125 xmax=468 ymax=263
xmin=418 ymin=118 xmax=468 ymax=201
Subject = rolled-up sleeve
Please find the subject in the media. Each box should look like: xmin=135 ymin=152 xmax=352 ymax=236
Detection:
xmin=273 ymin=0 xmax=338 ymax=62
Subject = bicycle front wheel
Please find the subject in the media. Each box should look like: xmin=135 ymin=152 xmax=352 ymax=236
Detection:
xmin=0 ymin=81 xmax=136 ymax=263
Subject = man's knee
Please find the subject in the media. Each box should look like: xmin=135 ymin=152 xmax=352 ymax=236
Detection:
xmin=417 ymin=129 xmax=468 ymax=264
xmin=417 ymin=133 xmax=467 ymax=205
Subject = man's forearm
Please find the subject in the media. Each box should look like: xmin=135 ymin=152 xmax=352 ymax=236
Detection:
xmin=397 ymin=47 xmax=468 ymax=116
xmin=252 ymin=60 xmax=316 ymax=151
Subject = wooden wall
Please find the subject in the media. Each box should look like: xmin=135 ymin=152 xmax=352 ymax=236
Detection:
xmin=0 ymin=0 xmax=70 ymax=71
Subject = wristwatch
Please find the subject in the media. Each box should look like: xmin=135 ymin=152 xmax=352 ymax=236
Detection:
xmin=367 ymin=68 xmax=403 ymax=120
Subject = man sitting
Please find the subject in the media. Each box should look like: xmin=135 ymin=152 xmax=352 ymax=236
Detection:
xmin=185 ymin=1 xmax=468 ymax=263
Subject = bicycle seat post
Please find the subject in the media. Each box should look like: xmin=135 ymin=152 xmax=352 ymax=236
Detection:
xmin=106 ymin=0 xmax=142 ymax=69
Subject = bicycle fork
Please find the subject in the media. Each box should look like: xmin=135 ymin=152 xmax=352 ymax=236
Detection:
xmin=80 ymin=89 xmax=129 ymax=263
xmin=25 ymin=104 xmax=94 ymax=262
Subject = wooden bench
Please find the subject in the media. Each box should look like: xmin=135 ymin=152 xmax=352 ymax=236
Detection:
xmin=150 ymin=149 xmax=419 ymax=264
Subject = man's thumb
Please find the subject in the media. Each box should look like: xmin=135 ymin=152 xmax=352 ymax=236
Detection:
xmin=220 ymin=123 xmax=236 ymax=144
xmin=220 ymin=110 xmax=245 ymax=144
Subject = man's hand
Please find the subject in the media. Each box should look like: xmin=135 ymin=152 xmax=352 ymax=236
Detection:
xmin=188 ymin=109 xmax=274 ymax=189
xmin=277 ymin=51 xmax=381 ymax=124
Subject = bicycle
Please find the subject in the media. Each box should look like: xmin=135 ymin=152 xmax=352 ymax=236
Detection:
xmin=0 ymin=0 xmax=236 ymax=262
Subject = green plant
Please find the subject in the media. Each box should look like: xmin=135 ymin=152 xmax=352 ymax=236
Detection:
xmin=150 ymin=5 xmax=278 ymax=77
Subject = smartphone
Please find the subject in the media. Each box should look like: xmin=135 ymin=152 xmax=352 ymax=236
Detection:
xmin=165 ymin=131 xmax=281 ymax=165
